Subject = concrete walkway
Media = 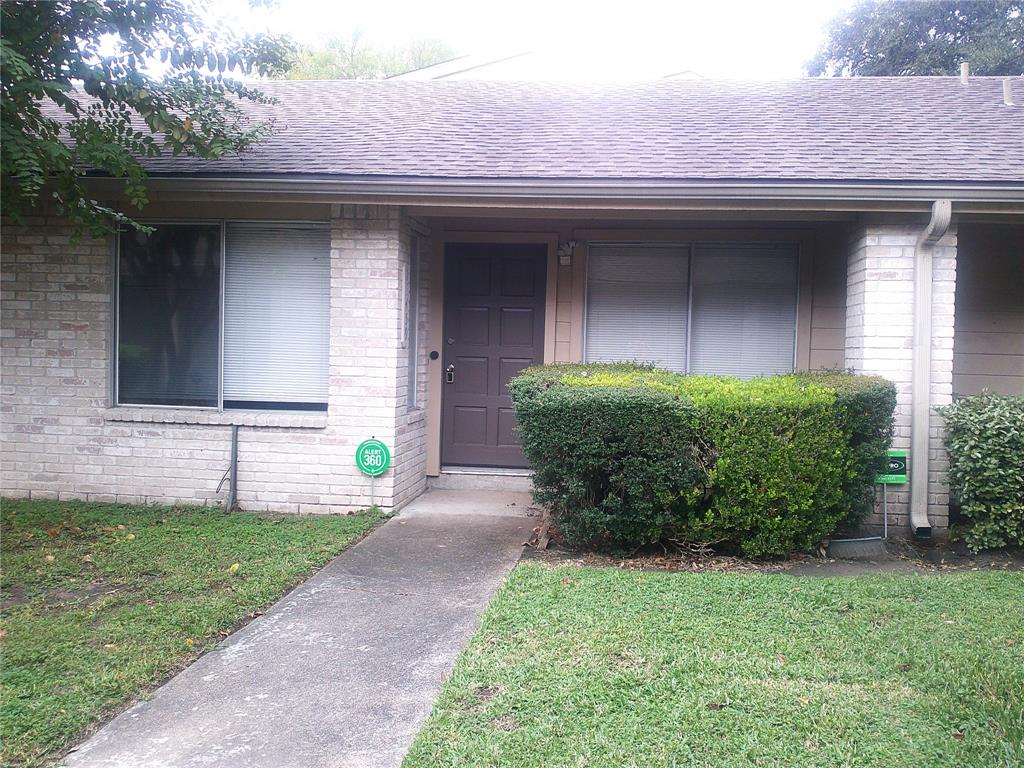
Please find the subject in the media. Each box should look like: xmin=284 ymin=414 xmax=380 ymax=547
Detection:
xmin=64 ymin=490 xmax=534 ymax=768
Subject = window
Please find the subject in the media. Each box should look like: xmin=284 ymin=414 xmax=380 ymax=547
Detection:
xmin=585 ymin=244 xmax=689 ymax=372
xmin=117 ymin=225 xmax=222 ymax=407
xmin=405 ymin=236 xmax=421 ymax=408
xmin=584 ymin=242 xmax=798 ymax=377
xmin=688 ymin=245 xmax=798 ymax=377
xmin=223 ymin=224 xmax=330 ymax=409
xmin=116 ymin=222 xmax=330 ymax=410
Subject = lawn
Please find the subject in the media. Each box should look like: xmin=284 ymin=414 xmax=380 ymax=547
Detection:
xmin=0 ymin=499 xmax=379 ymax=768
xmin=405 ymin=563 xmax=1024 ymax=768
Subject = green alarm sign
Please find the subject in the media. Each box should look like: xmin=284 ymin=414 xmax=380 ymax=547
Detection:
xmin=355 ymin=439 xmax=391 ymax=477
xmin=875 ymin=449 xmax=908 ymax=485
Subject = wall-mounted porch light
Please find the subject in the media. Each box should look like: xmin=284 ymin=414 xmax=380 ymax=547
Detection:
xmin=557 ymin=240 xmax=578 ymax=266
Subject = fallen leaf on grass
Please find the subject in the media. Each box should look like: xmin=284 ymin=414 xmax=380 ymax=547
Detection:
xmin=116 ymin=524 xmax=125 ymax=530
xmin=561 ymin=577 xmax=577 ymax=586
xmin=0 ymin=628 xmax=8 ymax=639
xmin=705 ymin=701 xmax=727 ymax=711
xmin=47 ymin=527 xmax=59 ymax=537
xmin=952 ymin=730 xmax=965 ymax=741
xmin=125 ymin=533 xmax=135 ymax=541
xmin=227 ymin=563 xmax=240 ymax=574
xmin=185 ymin=638 xmax=195 ymax=647
xmin=44 ymin=554 xmax=55 ymax=562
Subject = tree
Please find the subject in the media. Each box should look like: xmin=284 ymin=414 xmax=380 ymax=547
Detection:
xmin=283 ymin=33 xmax=455 ymax=80
xmin=808 ymin=1 xmax=1024 ymax=77
xmin=0 ymin=0 xmax=294 ymax=235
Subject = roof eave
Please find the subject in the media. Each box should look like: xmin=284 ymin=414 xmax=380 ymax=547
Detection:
xmin=83 ymin=176 xmax=1024 ymax=214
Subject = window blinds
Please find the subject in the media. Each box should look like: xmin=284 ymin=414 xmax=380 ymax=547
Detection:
xmin=584 ymin=245 xmax=689 ymax=372
xmin=223 ymin=224 xmax=330 ymax=406
xmin=688 ymin=244 xmax=798 ymax=378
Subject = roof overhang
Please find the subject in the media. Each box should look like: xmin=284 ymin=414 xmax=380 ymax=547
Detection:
xmin=83 ymin=176 xmax=1024 ymax=216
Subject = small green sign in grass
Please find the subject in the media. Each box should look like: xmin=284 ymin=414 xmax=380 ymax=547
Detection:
xmin=355 ymin=438 xmax=391 ymax=477
xmin=875 ymin=448 xmax=908 ymax=485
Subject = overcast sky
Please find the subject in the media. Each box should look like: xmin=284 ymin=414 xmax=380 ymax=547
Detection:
xmin=209 ymin=0 xmax=853 ymax=80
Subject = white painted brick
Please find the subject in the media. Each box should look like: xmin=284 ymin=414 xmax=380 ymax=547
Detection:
xmin=845 ymin=221 xmax=957 ymax=535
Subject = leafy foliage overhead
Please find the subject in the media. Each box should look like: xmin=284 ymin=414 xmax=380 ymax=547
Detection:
xmin=0 ymin=0 xmax=294 ymax=235
xmin=281 ymin=33 xmax=456 ymax=80
xmin=809 ymin=0 xmax=1024 ymax=76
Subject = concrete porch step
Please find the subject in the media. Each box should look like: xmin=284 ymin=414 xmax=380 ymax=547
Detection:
xmin=428 ymin=467 xmax=533 ymax=493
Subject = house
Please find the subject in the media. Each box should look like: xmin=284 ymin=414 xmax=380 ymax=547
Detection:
xmin=2 ymin=77 xmax=1022 ymax=538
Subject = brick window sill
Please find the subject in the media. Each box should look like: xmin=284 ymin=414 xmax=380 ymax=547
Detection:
xmin=104 ymin=407 xmax=328 ymax=429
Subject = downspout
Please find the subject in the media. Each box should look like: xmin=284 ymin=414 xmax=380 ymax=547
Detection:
xmin=910 ymin=199 xmax=952 ymax=538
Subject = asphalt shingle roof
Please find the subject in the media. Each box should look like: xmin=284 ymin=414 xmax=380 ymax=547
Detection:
xmin=135 ymin=78 xmax=1024 ymax=184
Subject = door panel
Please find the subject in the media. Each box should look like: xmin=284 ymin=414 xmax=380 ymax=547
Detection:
xmin=442 ymin=242 xmax=547 ymax=468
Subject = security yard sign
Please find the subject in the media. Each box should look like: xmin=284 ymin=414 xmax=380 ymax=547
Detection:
xmin=355 ymin=439 xmax=391 ymax=477
xmin=875 ymin=449 xmax=908 ymax=485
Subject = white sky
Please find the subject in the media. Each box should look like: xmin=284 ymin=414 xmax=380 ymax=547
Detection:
xmin=209 ymin=0 xmax=853 ymax=80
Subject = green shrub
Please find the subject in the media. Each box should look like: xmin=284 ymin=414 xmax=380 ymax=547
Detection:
xmin=509 ymin=364 xmax=893 ymax=558
xmin=794 ymin=371 xmax=897 ymax=528
xmin=509 ymin=378 xmax=705 ymax=552
xmin=940 ymin=393 xmax=1024 ymax=552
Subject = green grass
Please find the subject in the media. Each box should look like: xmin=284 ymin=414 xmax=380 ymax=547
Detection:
xmin=405 ymin=563 xmax=1024 ymax=768
xmin=0 ymin=499 xmax=379 ymax=768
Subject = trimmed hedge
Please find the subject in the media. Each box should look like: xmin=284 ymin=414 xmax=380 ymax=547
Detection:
xmin=940 ymin=393 xmax=1024 ymax=552
xmin=509 ymin=364 xmax=896 ymax=557
xmin=793 ymin=371 xmax=897 ymax=529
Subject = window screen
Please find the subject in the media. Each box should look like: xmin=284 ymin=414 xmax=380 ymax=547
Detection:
xmin=688 ymin=244 xmax=798 ymax=378
xmin=117 ymin=225 xmax=221 ymax=407
xmin=584 ymin=244 xmax=689 ymax=372
xmin=223 ymin=224 xmax=330 ymax=409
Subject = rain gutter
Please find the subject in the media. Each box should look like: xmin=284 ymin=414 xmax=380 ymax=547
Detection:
xmin=910 ymin=199 xmax=953 ymax=538
xmin=83 ymin=176 xmax=1024 ymax=208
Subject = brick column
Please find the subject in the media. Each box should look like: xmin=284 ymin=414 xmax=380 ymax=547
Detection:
xmin=845 ymin=219 xmax=957 ymax=535
xmin=329 ymin=204 xmax=404 ymax=506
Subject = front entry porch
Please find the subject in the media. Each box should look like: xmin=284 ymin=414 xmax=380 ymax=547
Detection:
xmin=413 ymin=209 xmax=1018 ymax=537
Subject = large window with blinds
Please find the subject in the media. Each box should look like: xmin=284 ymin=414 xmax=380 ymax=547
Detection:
xmin=584 ymin=243 xmax=798 ymax=378
xmin=116 ymin=222 xmax=330 ymax=410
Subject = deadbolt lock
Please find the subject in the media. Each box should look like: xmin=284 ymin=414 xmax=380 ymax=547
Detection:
xmin=445 ymin=364 xmax=455 ymax=384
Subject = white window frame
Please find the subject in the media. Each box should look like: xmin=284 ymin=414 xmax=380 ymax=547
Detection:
xmin=113 ymin=219 xmax=330 ymax=412
xmin=582 ymin=240 xmax=801 ymax=375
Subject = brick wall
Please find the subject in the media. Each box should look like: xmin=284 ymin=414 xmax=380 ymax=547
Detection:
xmin=1 ymin=205 xmax=427 ymax=512
xmin=845 ymin=220 xmax=957 ymax=535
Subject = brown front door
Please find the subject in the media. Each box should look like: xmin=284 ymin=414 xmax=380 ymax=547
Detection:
xmin=442 ymin=242 xmax=547 ymax=468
